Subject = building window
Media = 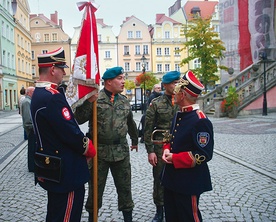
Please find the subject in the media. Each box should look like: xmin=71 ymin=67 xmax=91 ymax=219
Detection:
xmin=145 ymin=62 xmax=149 ymax=71
xmin=44 ymin=34 xmax=50 ymax=42
xmin=1 ymin=21 xmax=4 ymax=37
xmin=125 ymin=62 xmax=130 ymax=71
xmin=174 ymin=47 xmax=180 ymax=55
xmin=164 ymin=48 xmax=170 ymax=56
xmin=194 ymin=58 xmax=201 ymax=68
xmin=7 ymin=52 xmax=10 ymax=68
xmin=143 ymin=45 xmax=148 ymax=55
xmin=42 ymin=50 xmax=48 ymax=54
xmin=128 ymin=31 xmax=133 ymax=38
xmin=136 ymin=62 xmax=141 ymax=71
xmin=175 ymin=64 xmax=180 ymax=72
xmin=3 ymin=51 xmax=6 ymax=66
xmin=105 ymin=51 xmax=110 ymax=58
xmin=124 ymin=46 xmax=130 ymax=55
xmin=98 ymin=34 xmax=101 ymax=42
xmin=31 ymin=51 xmax=35 ymax=60
xmin=135 ymin=45 xmax=140 ymax=55
xmin=136 ymin=31 xmax=141 ymax=38
xmin=18 ymin=58 xmax=20 ymax=71
xmin=165 ymin=31 xmax=170 ymax=39
xmin=157 ymin=64 xmax=162 ymax=72
xmin=165 ymin=64 xmax=170 ymax=72
xmin=52 ymin=33 xmax=57 ymax=41
xmin=32 ymin=66 xmax=36 ymax=76
xmin=157 ymin=48 xmax=162 ymax=56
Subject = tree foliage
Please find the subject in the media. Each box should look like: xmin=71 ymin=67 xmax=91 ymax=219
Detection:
xmin=125 ymin=79 xmax=136 ymax=90
xmin=135 ymin=72 xmax=159 ymax=91
xmin=180 ymin=16 xmax=228 ymax=91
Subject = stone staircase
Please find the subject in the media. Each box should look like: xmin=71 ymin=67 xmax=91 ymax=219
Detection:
xmin=197 ymin=60 xmax=276 ymax=117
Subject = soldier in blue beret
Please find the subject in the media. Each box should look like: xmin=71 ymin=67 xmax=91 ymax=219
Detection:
xmin=161 ymin=70 xmax=214 ymax=222
xmin=74 ymin=66 xmax=138 ymax=222
xmin=31 ymin=47 xmax=96 ymax=222
xmin=162 ymin=71 xmax=181 ymax=84
xmin=144 ymin=70 xmax=180 ymax=222
xmin=102 ymin=66 xmax=124 ymax=80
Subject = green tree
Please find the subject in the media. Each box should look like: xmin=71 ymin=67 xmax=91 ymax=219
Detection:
xmin=125 ymin=79 xmax=136 ymax=90
xmin=136 ymin=72 xmax=159 ymax=91
xmin=180 ymin=16 xmax=228 ymax=91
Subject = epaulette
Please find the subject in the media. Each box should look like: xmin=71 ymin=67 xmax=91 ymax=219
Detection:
xmin=46 ymin=87 xmax=60 ymax=95
xmin=196 ymin=110 xmax=207 ymax=119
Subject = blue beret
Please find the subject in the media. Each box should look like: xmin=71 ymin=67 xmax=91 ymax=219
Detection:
xmin=162 ymin=71 xmax=181 ymax=84
xmin=102 ymin=67 xmax=124 ymax=80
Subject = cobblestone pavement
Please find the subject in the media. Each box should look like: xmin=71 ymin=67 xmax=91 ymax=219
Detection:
xmin=0 ymin=110 xmax=275 ymax=221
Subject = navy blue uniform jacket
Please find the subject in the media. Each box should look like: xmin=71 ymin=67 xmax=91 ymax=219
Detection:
xmin=161 ymin=107 xmax=214 ymax=195
xmin=31 ymin=82 xmax=90 ymax=193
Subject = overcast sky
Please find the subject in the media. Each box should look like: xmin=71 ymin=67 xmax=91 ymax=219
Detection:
xmin=28 ymin=0 xmax=179 ymax=37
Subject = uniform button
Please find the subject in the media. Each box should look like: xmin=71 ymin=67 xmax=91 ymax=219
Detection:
xmin=40 ymin=148 xmax=43 ymax=151
xmin=172 ymin=136 xmax=175 ymax=138
xmin=178 ymin=118 xmax=181 ymax=121
xmin=174 ymin=129 xmax=177 ymax=132
xmin=171 ymin=142 xmax=174 ymax=145
xmin=56 ymin=151 xmax=59 ymax=154
xmin=176 ymin=124 xmax=179 ymax=126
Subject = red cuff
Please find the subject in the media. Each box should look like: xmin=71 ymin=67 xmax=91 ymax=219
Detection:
xmin=163 ymin=143 xmax=171 ymax=151
xmin=172 ymin=151 xmax=195 ymax=168
xmin=84 ymin=139 xmax=96 ymax=158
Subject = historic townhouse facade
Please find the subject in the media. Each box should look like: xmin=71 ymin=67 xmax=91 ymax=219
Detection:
xmin=29 ymin=11 xmax=71 ymax=82
xmin=14 ymin=0 xmax=33 ymax=98
xmin=0 ymin=0 xmax=17 ymax=110
xmin=117 ymin=16 xmax=152 ymax=82
xmin=152 ymin=13 xmax=187 ymax=81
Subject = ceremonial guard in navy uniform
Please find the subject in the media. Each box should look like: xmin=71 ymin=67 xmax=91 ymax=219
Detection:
xmin=161 ymin=71 xmax=214 ymax=222
xmin=31 ymin=47 xmax=96 ymax=222
xmin=144 ymin=71 xmax=180 ymax=222
xmin=74 ymin=67 xmax=138 ymax=222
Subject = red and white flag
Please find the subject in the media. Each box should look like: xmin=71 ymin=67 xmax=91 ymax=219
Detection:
xmin=66 ymin=0 xmax=100 ymax=110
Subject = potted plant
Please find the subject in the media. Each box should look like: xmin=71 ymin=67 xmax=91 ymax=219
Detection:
xmin=221 ymin=86 xmax=240 ymax=118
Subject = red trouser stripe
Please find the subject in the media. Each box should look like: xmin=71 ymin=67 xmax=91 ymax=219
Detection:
xmin=63 ymin=191 xmax=74 ymax=222
xmin=191 ymin=195 xmax=200 ymax=222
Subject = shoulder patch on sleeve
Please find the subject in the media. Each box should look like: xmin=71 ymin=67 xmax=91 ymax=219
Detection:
xmin=46 ymin=87 xmax=60 ymax=95
xmin=62 ymin=107 xmax=71 ymax=120
xmin=196 ymin=110 xmax=207 ymax=119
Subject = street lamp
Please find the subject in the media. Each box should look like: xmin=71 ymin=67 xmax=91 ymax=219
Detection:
xmin=140 ymin=54 xmax=147 ymax=114
xmin=11 ymin=0 xmax=18 ymax=17
xmin=259 ymin=51 xmax=267 ymax=116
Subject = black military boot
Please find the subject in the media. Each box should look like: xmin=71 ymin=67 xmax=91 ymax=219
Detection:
xmin=122 ymin=210 xmax=133 ymax=222
xmin=152 ymin=205 xmax=164 ymax=222
xmin=88 ymin=212 xmax=93 ymax=222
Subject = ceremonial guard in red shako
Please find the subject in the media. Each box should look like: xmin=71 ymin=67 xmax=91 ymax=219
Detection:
xmin=30 ymin=47 xmax=96 ymax=222
xmin=161 ymin=71 xmax=214 ymax=222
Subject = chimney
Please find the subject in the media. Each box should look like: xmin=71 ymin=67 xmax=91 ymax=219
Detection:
xmin=50 ymin=11 xmax=58 ymax=24
xmin=59 ymin=19 xmax=63 ymax=29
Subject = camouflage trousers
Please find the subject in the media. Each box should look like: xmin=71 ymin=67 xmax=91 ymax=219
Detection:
xmin=152 ymin=145 xmax=165 ymax=206
xmin=85 ymin=155 xmax=134 ymax=213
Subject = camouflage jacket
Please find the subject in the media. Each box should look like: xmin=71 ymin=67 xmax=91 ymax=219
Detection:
xmin=74 ymin=89 xmax=138 ymax=162
xmin=144 ymin=94 xmax=179 ymax=154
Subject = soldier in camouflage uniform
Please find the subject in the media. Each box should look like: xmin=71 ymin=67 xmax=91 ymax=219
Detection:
xmin=144 ymin=71 xmax=180 ymax=222
xmin=74 ymin=67 xmax=138 ymax=222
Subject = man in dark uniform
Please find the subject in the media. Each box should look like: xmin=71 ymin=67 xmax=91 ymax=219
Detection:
xmin=74 ymin=67 xmax=138 ymax=222
xmin=30 ymin=47 xmax=96 ymax=222
xmin=161 ymin=70 xmax=214 ymax=222
xmin=144 ymin=71 xmax=180 ymax=222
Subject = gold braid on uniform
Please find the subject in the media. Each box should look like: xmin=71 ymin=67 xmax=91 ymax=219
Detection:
xmin=174 ymin=78 xmax=189 ymax=94
xmin=50 ymin=56 xmax=66 ymax=63
xmin=83 ymin=136 xmax=89 ymax=150
xmin=194 ymin=154 xmax=206 ymax=165
xmin=162 ymin=130 xmax=172 ymax=143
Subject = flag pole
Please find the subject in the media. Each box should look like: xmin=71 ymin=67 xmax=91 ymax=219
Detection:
xmin=92 ymin=100 xmax=98 ymax=222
